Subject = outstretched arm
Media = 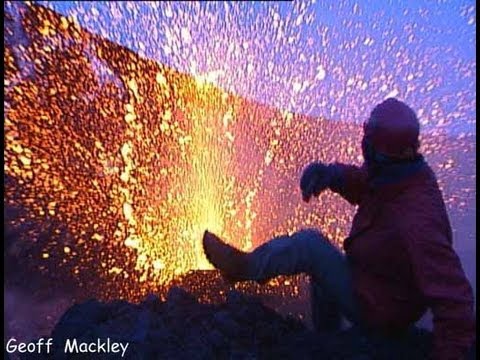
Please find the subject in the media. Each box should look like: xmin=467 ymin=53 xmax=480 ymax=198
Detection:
xmin=329 ymin=163 xmax=369 ymax=205
xmin=300 ymin=162 xmax=369 ymax=206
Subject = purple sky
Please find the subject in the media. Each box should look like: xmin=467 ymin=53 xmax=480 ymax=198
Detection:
xmin=38 ymin=1 xmax=476 ymax=136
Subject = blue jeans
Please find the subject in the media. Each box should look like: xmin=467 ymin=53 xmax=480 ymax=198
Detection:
xmin=246 ymin=229 xmax=360 ymax=329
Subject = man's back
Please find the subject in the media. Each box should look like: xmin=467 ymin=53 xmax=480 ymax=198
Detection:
xmin=338 ymin=161 xmax=475 ymax=358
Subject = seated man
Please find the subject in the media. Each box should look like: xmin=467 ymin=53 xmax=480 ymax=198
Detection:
xmin=203 ymin=98 xmax=475 ymax=359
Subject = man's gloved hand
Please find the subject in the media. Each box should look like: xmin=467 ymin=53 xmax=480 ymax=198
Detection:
xmin=300 ymin=162 xmax=337 ymax=202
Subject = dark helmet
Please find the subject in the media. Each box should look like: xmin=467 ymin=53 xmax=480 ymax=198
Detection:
xmin=363 ymin=98 xmax=420 ymax=160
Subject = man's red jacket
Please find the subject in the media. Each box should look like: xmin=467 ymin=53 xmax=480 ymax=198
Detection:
xmin=332 ymin=161 xmax=475 ymax=359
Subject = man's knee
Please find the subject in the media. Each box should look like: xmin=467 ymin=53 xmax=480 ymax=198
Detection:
xmin=293 ymin=228 xmax=346 ymax=273
xmin=293 ymin=228 xmax=332 ymax=251
xmin=294 ymin=228 xmax=325 ymax=240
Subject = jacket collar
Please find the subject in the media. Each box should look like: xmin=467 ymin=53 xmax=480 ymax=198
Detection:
xmin=368 ymin=155 xmax=430 ymax=201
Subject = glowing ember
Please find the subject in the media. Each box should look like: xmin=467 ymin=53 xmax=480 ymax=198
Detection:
xmin=4 ymin=2 xmax=475 ymax=303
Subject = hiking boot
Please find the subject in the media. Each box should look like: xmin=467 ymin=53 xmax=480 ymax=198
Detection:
xmin=202 ymin=230 xmax=251 ymax=283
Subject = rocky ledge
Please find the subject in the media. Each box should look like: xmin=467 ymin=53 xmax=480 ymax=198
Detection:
xmin=15 ymin=286 xmax=447 ymax=360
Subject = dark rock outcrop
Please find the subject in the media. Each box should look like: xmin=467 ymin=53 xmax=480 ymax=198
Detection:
xmin=21 ymin=288 xmax=438 ymax=360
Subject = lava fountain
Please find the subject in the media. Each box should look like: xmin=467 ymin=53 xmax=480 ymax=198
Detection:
xmin=4 ymin=2 xmax=475 ymax=306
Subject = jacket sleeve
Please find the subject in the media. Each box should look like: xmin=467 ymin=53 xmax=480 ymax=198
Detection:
xmin=329 ymin=163 xmax=369 ymax=205
xmin=406 ymin=225 xmax=476 ymax=360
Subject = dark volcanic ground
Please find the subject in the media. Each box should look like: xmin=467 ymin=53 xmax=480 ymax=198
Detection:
xmin=17 ymin=286 xmax=438 ymax=360
xmin=6 ymin=271 xmax=475 ymax=360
